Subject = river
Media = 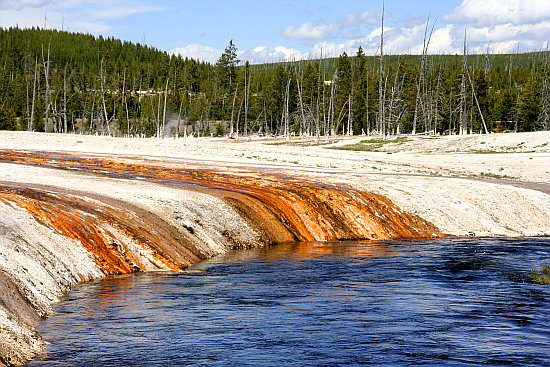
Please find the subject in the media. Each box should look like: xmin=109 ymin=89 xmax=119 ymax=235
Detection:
xmin=27 ymin=237 xmax=550 ymax=366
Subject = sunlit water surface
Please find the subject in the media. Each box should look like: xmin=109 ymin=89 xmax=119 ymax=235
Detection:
xmin=28 ymin=237 xmax=550 ymax=366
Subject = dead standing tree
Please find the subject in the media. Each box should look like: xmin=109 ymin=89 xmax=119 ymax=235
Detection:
xmin=28 ymin=57 xmax=39 ymax=131
xmin=243 ymin=61 xmax=251 ymax=136
xmin=294 ymin=62 xmax=307 ymax=136
xmin=467 ymin=70 xmax=489 ymax=134
xmin=99 ymin=55 xmax=113 ymax=135
xmin=42 ymin=42 xmax=51 ymax=132
xmin=412 ymin=16 xmax=436 ymax=135
xmin=539 ymin=51 xmax=550 ymax=130
xmin=283 ymin=71 xmax=292 ymax=139
xmin=378 ymin=2 xmax=385 ymax=137
xmin=459 ymin=29 xmax=468 ymax=135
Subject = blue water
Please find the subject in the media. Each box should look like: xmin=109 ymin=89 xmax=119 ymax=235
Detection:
xmin=28 ymin=237 xmax=550 ymax=366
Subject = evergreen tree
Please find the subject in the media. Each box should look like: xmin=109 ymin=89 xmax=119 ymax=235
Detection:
xmin=518 ymin=78 xmax=541 ymax=131
xmin=216 ymin=40 xmax=240 ymax=92
xmin=0 ymin=107 xmax=16 ymax=130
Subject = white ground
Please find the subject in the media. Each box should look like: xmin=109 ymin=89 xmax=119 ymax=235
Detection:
xmin=1 ymin=130 xmax=549 ymax=183
xmin=1 ymin=130 xmax=549 ymax=237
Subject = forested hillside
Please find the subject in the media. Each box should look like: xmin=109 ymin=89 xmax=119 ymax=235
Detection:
xmin=1 ymin=27 xmax=549 ymax=137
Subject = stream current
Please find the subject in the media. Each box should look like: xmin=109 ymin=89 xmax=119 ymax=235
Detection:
xmin=27 ymin=237 xmax=550 ymax=366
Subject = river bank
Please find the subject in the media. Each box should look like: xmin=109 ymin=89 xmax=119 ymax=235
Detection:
xmin=0 ymin=131 xmax=549 ymax=366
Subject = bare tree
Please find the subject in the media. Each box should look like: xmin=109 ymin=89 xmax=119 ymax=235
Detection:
xmin=29 ymin=57 xmax=39 ymax=131
xmin=122 ymin=69 xmax=131 ymax=137
xmin=284 ymin=72 xmax=292 ymax=139
xmin=42 ymin=42 xmax=51 ymax=132
xmin=539 ymin=51 xmax=550 ymax=130
xmin=243 ymin=61 xmax=251 ymax=136
xmin=388 ymin=62 xmax=406 ymax=135
xmin=162 ymin=76 xmax=169 ymax=137
xmin=295 ymin=63 xmax=307 ymax=136
xmin=230 ymin=88 xmax=237 ymax=137
xmin=63 ymin=64 xmax=68 ymax=133
xmin=432 ymin=68 xmax=442 ymax=134
xmin=99 ymin=57 xmax=113 ymax=135
xmin=348 ymin=60 xmax=355 ymax=136
xmin=329 ymin=74 xmax=337 ymax=135
xmin=467 ymin=70 xmax=489 ymax=134
xmin=459 ymin=29 xmax=468 ymax=135
xmin=412 ymin=16 xmax=436 ymax=135
xmin=378 ymin=1 xmax=385 ymax=136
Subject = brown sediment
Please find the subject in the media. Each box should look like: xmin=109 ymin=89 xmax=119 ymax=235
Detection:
xmin=0 ymin=270 xmax=42 ymax=328
xmin=0 ymin=150 xmax=443 ymax=242
xmin=0 ymin=185 xmax=202 ymax=275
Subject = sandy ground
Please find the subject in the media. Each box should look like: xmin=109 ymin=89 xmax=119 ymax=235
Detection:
xmin=1 ymin=131 xmax=549 ymax=183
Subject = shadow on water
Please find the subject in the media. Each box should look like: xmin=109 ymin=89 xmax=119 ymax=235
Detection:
xmin=27 ymin=237 xmax=550 ymax=367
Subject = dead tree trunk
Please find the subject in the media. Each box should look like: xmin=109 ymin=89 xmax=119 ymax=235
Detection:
xmin=230 ymin=88 xmax=237 ymax=137
xmin=162 ymin=76 xmax=170 ymax=137
xmin=63 ymin=64 xmax=68 ymax=133
xmin=29 ymin=58 xmax=38 ymax=131
xmin=42 ymin=42 xmax=51 ymax=132
xmin=412 ymin=16 xmax=435 ymax=135
xmin=244 ymin=63 xmax=251 ymax=136
xmin=539 ymin=53 xmax=550 ymax=130
xmin=467 ymin=71 xmax=489 ymax=134
xmin=459 ymin=29 xmax=468 ymax=135
xmin=295 ymin=65 xmax=307 ymax=136
xmin=122 ymin=70 xmax=130 ymax=137
xmin=99 ymin=58 xmax=112 ymax=135
xmin=284 ymin=73 xmax=292 ymax=140
xmin=378 ymin=2 xmax=385 ymax=136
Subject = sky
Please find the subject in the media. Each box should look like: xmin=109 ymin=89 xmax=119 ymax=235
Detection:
xmin=1 ymin=0 xmax=549 ymax=63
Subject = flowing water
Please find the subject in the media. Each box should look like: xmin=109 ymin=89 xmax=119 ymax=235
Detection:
xmin=28 ymin=237 xmax=550 ymax=366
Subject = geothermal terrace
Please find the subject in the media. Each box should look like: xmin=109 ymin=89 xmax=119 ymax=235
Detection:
xmin=0 ymin=130 xmax=549 ymax=366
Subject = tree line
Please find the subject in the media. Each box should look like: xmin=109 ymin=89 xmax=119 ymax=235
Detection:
xmin=0 ymin=27 xmax=549 ymax=137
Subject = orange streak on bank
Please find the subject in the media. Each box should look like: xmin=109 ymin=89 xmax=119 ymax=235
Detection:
xmin=0 ymin=150 xmax=443 ymax=247
xmin=0 ymin=185 xmax=194 ymax=275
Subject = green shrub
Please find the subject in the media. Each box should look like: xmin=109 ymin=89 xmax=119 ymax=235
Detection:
xmin=529 ymin=265 xmax=550 ymax=284
xmin=214 ymin=123 xmax=225 ymax=137
xmin=0 ymin=107 xmax=16 ymax=130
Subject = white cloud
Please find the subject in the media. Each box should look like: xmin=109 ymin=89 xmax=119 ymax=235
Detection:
xmin=282 ymin=22 xmax=337 ymax=40
xmin=0 ymin=0 xmax=60 ymax=10
xmin=282 ymin=10 xmax=377 ymax=41
xmin=341 ymin=11 xmax=377 ymax=27
xmin=384 ymin=24 xmax=426 ymax=54
xmin=169 ymin=44 xmax=221 ymax=63
xmin=0 ymin=7 xmax=66 ymax=29
xmin=170 ymin=44 xmax=307 ymax=64
xmin=69 ymin=19 xmax=111 ymax=34
xmin=281 ymin=1 xmax=550 ymax=58
xmin=445 ymin=0 xmax=550 ymax=26
xmin=89 ymin=5 xmax=166 ymax=20
xmin=242 ymin=1 xmax=550 ymax=64
xmin=428 ymin=25 xmax=459 ymax=54
xmin=0 ymin=0 xmax=168 ymax=38
xmin=438 ymin=0 xmax=550 ymax=54
xmin=239 ymin=46 xmax=304 ymax=63
xmin=483 ymin=40 xmax=521 ymax=54
xmin=308 ymin=41 xmax=356 ymax=59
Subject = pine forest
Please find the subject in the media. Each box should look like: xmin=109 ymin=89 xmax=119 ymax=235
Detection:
xmin=1 ymin=27 xmax=549 ymax=137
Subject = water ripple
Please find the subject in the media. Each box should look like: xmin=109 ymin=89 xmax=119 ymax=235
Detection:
xmin=28 ymin=237 xmax=550 ymax=366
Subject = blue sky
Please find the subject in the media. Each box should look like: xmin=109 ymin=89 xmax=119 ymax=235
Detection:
xmin=1 ymin=0 xmax=549 ymax=63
